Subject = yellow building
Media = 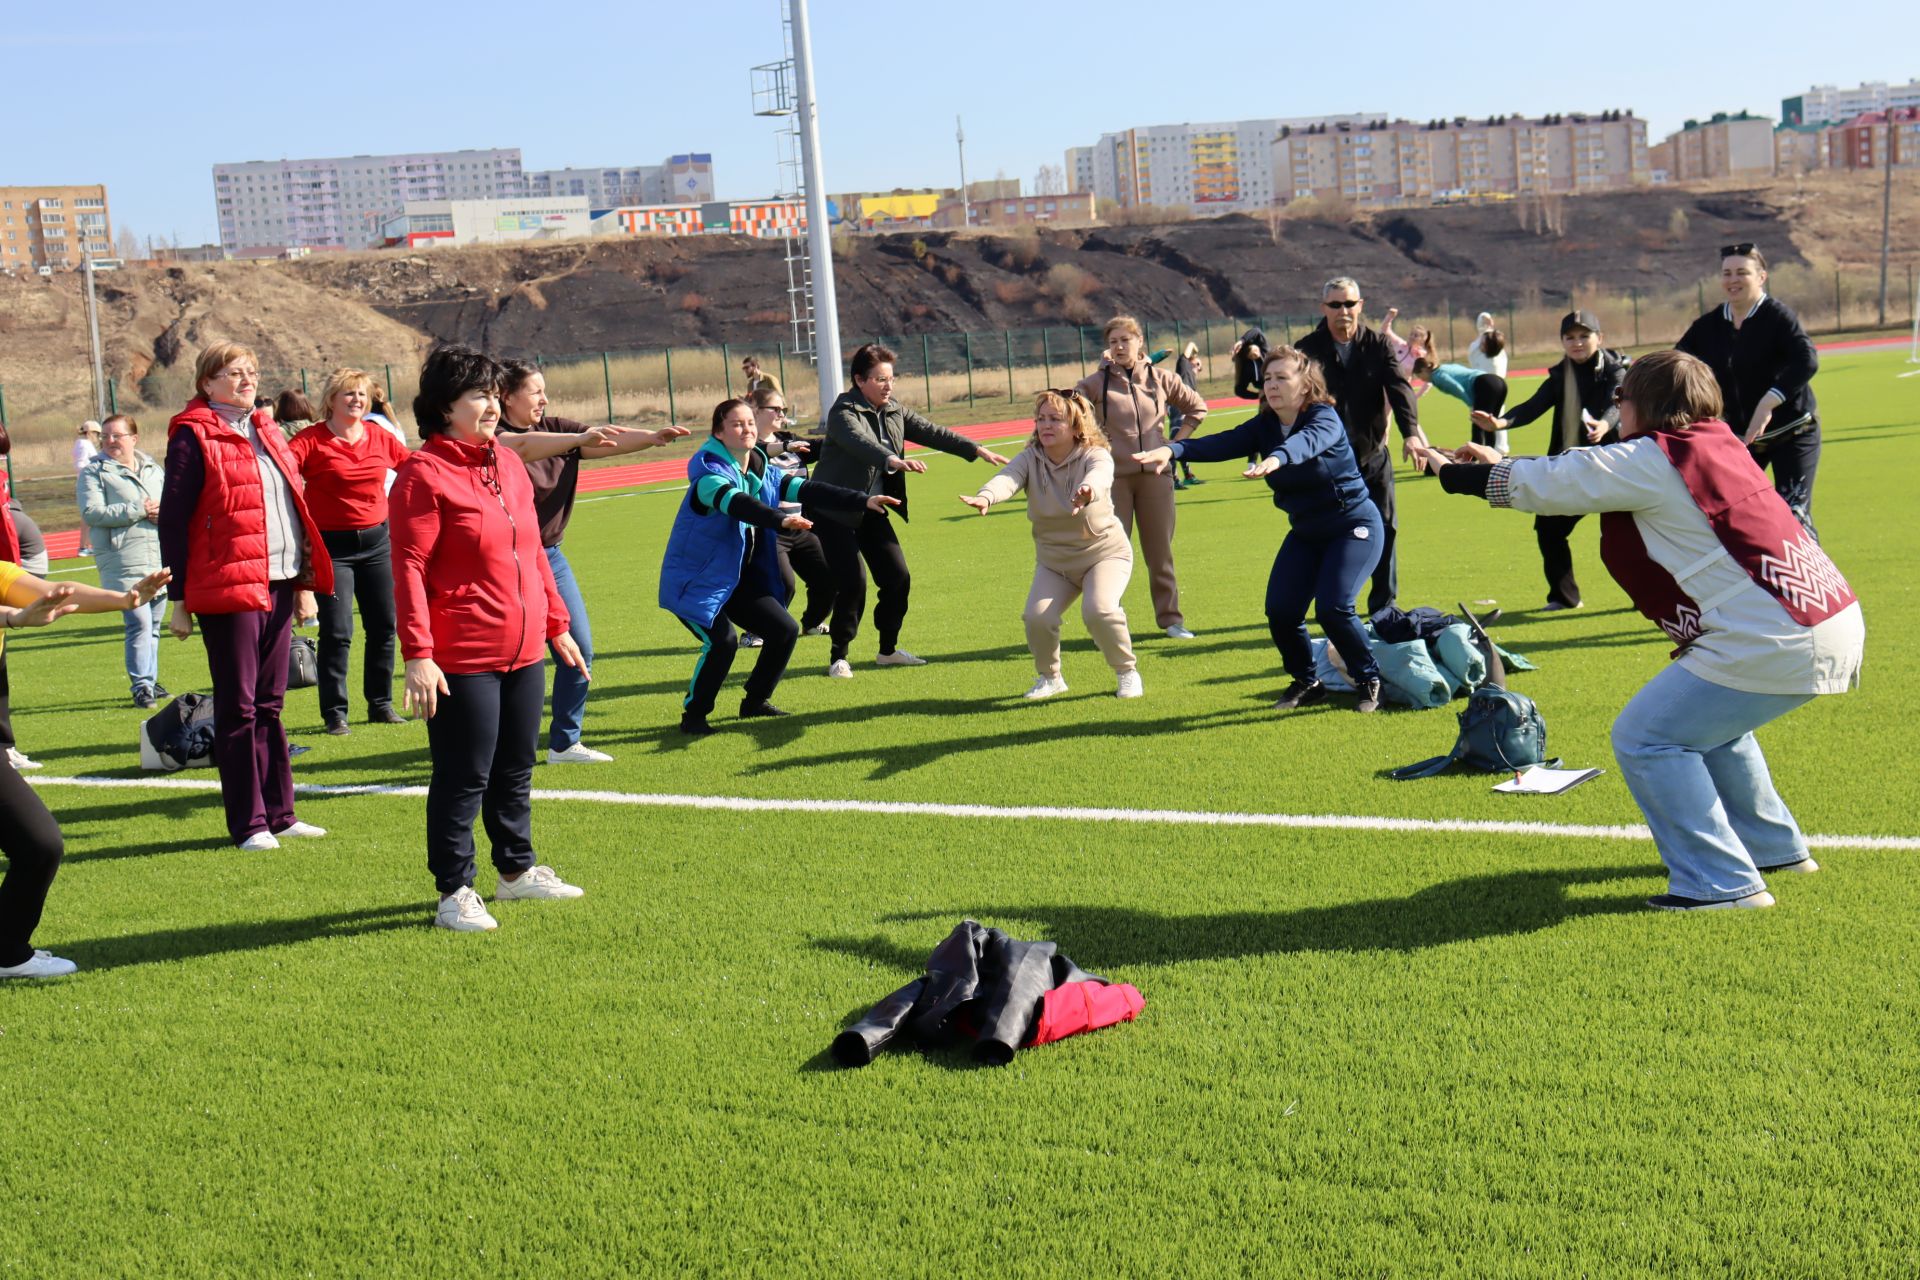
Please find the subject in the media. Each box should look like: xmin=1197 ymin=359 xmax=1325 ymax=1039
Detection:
xmin=0 ymin=184 xmax=112 ymax=271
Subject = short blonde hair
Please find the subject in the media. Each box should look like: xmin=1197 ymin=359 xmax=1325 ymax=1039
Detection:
xmin=319 ymin=368 xmax=377 ymax=421
xmin=193 ymin=342 xmax=258 ymax=398
xmin=1103 ymin=315 xmax=1143 ymax=343
xmin=1031 ymin=389 xmax=1109 ymax=452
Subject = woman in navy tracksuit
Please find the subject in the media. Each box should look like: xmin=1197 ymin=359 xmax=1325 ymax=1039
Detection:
xmin=659 ymin=399 xmax=896 ymax=735
xmin=1134 ymin=346 xmax=1385 ymax=713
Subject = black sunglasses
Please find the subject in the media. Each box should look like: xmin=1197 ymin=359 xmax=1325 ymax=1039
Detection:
xmin=1042 ymin=388 xmax=1092 ymax=405
xmin=1611 ymin=388 xmax=1627 ymax=404
xmin=1323 ymin=299 xmax=1361 ymax=310
xmin=1720 ymin=242 xmax=1757 ymax=258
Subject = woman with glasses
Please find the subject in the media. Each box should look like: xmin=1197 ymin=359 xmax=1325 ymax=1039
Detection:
xmin=1676 ymin=243 xmax=1822 ymax=537
xmin=960 ymin=389 xmax=1140 ymax=700
xmin=1416 ymin=350 xmax=1862 ymax=912
xmin=750 ymin=386 xmax=833 ymax=638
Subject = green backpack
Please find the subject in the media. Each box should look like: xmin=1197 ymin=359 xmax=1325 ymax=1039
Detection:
xmin=1391 ymin=686 xmax=1555 ymax=780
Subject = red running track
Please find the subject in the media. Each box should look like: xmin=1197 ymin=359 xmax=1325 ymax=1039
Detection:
xmin=39 ymin=335 xmax=1911 ymax=562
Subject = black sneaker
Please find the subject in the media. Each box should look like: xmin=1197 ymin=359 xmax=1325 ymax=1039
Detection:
xmin=1354 ymin=677 xmax=1383 ymax=714
xmin=1273 ymin=679 xmax=1327 ymax=711
xmin=152 ymin=684 xmax=170 ymax=698
xmin=323 ymin=714 xmax=351 ymax=736
xmin=739 ymin=699 xmax=790 ymax=718
xmin=133 ymin=688 xmax=159 ymax=710
xmin=679 ymin=712 xmax=715 ymax=736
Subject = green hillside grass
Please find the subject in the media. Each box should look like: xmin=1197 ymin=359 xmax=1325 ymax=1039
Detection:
xmin=1 ymin=349 xmax=1914 ymax=1277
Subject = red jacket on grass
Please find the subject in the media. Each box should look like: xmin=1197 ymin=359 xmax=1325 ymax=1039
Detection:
xmin=389 ymin=433 xmax=569 ymax=675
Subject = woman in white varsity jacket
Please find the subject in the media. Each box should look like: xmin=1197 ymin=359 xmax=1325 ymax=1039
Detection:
xmin=1415 ymin=351 xmax=1863 ymax=913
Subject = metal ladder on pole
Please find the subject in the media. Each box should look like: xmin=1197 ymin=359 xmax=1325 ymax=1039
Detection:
xmin=751 ymin=7 xmax=816 ymax=363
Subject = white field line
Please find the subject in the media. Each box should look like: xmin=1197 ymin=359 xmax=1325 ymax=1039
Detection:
xmin=25 ymin=775 xmax=1920 ymax=851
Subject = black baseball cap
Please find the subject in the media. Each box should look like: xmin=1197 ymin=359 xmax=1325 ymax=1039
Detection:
xmin=1560 ymin=309 xmax=1601 ymax=336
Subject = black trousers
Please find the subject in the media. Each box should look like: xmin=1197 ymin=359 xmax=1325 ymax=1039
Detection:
xmin=1469 ymin=376 xmax=1508 ymax=449
xmin=677 ymin=584 xmax=800 ymax=718
xmin=816 ymin=511 xmax=912 ymax=661
xmin=317 ymin=524 xmax=398 ymax=721
xmin=777 ymin=526 xmax=833 ymax=630
xmin=0 ymin=734 xmax=63 ymax=966
xmin=1752 ymin=422 xmax=1821 ymax=540
xmin=0 ymin=652 xmax=12 ymax=752
xmin=1535 ymin=513 xmax=1586 ymax=608
xmin=424 ymin=661 xmax=543 ymax=895
xmin=1358 ymin=450 xmax=1398 ymax=615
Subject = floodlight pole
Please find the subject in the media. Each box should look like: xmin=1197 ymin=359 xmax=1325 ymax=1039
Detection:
xmin=957 ymin=116 xmax=972 ymax=227
xmin=1877 ymin=117 xmax=1895 ymax=328
xmin=790 ymin=0 xmax=842 ymax=408
xmin=82 ymin=256 xmax=107 ymax=418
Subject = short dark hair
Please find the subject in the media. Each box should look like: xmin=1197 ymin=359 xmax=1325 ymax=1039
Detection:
xmin=274 ymin=390 xmax=314 ymax=423
xmin=711 ymin=398 xmax=751 ymax=434
xmin=413 ymin=345 xmax=503 ymax=438
xmin=1479 ymin=329 xmax=1506 ymax=358
xmin=499 ymin=359 xmax=541 ymax=401
xmin=849 ymin=343 xmax=896 ymax=383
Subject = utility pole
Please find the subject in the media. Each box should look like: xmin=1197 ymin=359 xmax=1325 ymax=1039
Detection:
xmin=790 ymin=0 xmax=841 ymax=412
xmin=82 ymin=257 xmax=107 ymax=418
xmin=1879 ymin=115 xmax=1897 ymax=328
xmin=956 ymin=115 xmax=971 ymax=227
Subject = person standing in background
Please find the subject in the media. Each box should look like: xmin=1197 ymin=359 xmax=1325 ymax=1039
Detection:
xmin=78 ymin=414 xmax=170 ymax=708
xmin=72 ymin=421 xmax=101 ymax=473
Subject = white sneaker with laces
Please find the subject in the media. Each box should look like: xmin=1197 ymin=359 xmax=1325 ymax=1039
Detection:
xmin=1024 ymin=675 xmax=1068 ymax=700
xmin=740 ymin=633 xmax=764 ymax=648
xmin=1115 ymin=671 xmax=1144 ymax=699
xmin=1766 ymin=857 xmax=1820 ymax=874
xmin=875 ymin=649 xmax=927 ymax=667
xmin=1164 ymin=624 xmax=1197 ymax=640
xmin=435 ymin=886 xmax=499 ymax=932
xmin=827 ymin=659 xmax=854 ymax=679
xmin=238 ymin=832 xmax=281 ymax=852
xmin=495 ymin=865 xmax=585 ymax=901
xmin=803 ymin=623 xmax=830 ymax=636
xmin=274 ymin=820 xmax=326 ymax=838
xmin=0 ymin=949 xmax=78 ymax=979
xmin=547 ymin=743 xmax=613 ymax=764
xmin=6 ymin=746 xmax=43 ymax=771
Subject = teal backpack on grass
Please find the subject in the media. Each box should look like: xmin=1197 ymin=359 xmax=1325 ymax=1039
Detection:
xmin=1390 ymin=686 xmax=1555 ymax=780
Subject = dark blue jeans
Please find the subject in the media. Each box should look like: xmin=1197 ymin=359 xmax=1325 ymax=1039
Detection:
xmin=543 ymin=544 xmax=593 ymax=751
xmin=1265 ymin=505 xmax=1384 ymax=686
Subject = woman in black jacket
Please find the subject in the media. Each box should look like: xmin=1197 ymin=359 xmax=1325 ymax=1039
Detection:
xmin=1675 ymin=243 xmax=1821 ymax=535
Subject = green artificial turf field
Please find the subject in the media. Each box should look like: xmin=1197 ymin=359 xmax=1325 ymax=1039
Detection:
xmin=2 ymin=348 xmax=1915 ymax=1277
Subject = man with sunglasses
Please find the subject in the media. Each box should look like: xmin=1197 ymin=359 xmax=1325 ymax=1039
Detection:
xmin=1295 ymin=277 xmax=1425 ymax=614
xmin=1676 ymin=243 xmax=1822 ymax=537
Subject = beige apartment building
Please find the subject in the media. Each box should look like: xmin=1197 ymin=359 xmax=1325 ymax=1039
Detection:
xmin=1271 ymin=112 xmax=1649 ymax=208
xmin=0 ymin=184 xmax=113 ymax=270
xmin=1652 ymin=113 xmax=1775 ymax=182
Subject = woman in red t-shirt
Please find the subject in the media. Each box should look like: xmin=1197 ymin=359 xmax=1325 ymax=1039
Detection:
xmin=287 ymin=369 xmax=411 ymax=735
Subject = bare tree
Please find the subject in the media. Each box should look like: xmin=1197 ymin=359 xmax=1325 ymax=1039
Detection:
xmin=1033 ymin=164 xmax=1066 ymax=196
xmin=115 ymin=226 xmax=141 ymax=261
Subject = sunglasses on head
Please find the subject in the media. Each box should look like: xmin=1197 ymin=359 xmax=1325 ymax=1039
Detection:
xmin=1720 ymin=242 xmax=1757 ymax=259
xmin=1042 ymin=388 xmax=1091 ymax=405
xmin=1324 ymin=299 xmax=1361 ymax=310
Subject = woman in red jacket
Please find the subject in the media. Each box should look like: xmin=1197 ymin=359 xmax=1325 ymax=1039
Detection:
xmin=159 ymin=342 xmax=334 ymax=852
xmin=286 ymin=368 xmax=411 ymax=735
xmin=390 ymin=346 xmax=588 ymax=933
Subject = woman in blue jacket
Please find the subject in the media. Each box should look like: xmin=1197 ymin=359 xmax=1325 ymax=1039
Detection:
xmin=660 ymin=399 xmax=895 ymax=735
xmin=1134 ymin=347 xmax=1385 ymax=713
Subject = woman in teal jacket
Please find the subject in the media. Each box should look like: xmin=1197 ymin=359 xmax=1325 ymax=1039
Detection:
xmin=660 ymin=399 xmax=894 ymax=735
xmin=76 ymin=414 xmax=170 ymax=707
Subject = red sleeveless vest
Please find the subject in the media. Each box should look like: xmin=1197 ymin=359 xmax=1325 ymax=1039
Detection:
xmin=168 ymin=400 xmax=333 ymax=613
xmin=1598 ymin=419 xmax=1854 ymax=655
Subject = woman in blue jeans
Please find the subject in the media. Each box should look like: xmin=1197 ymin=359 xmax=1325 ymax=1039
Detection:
xmin=76 ymin=414 xmax=170 ymax=707
xmin=1135 ymin=347 xmax=1385 ymax=713
xmin=1417 ymin=350 xmax=1864 ymax=911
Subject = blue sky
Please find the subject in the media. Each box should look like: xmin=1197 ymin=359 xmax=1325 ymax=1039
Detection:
xmin=6 ymin=0 xmax=1909 ymax=247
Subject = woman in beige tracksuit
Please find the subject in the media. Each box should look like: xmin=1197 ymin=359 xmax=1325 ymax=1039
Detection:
xmin=1073 ymin=315 xmax=1208 ymax=639
xmin=961 ymin=389 xmax=1141 ymax=700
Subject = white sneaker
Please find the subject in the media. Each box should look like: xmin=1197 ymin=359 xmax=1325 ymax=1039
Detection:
xmin=0 ymin=949 xmax=78 ymax=979
xmin=274 ymin=820 xmax=327 ymax=838
xmin=803 ymin=623 xmax=830 ymax=636
xmin=875 ymin=649 xmax=927 ymax=666
xmin=435 ymin=885 xmax=499 ymax=932
xmin=6 ymin=746 xmax=42 ymax=771
xmin=1115 ymin=671 xmax=1144 ymax=699
xmin=740 ymin=632 xmax=764 ymax=648
xmin=1164 ymin=624 xmax=1197 ymax=640
xmin=827 ymin=659 xmax=854 ymax=679
xmin=1024 ymin=675 xmax=1068 ymax=700
xmin=238 ymin=832 xmax=281 ymax=852
xmin=495 ymin=865 xmax=585 ymax=901
xmin=547 ymin=743 xmax=613 ymax=764
xmin=1766 ymin=857 xmax=1820 ymax=874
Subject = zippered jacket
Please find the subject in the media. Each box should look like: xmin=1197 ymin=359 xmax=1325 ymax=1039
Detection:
xmin=390 ymin=433 xmax=568 ymax=675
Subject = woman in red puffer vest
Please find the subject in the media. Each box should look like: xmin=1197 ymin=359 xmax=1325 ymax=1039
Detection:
xmin=158 ymin=343 xmax=333 ymax=851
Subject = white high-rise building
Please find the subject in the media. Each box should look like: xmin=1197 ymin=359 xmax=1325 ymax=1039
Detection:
xmin=524 ymin=155 xmax=714 ymax=208
xmin=1080 ymin=115 xmax=1383 ymax=213
xmin=1783 ymin=80 xmax=1920 ymax=127
xmin=1065 ymin=147 xmax=1093 ymax=195
xmin=214 ymin=148 xmax=524 ymax=252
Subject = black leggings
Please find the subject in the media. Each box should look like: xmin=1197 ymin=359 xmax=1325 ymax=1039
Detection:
xmin=678 ymin=583 xmax=801 ymax=718
xmin=423 ymin=661 xmax=544 ymax=895
xmin=0 ymin=740 xmax=64 ymax=966
xmin=777 ymin=527 xmax=833 ymax=631
xmin=1469 ymin=375 xmax=1509 ymax=449
xmin=816 ymin=511 xmax=911 ymax=661
xmin=317 ymin=524 xmax=398 ymax=721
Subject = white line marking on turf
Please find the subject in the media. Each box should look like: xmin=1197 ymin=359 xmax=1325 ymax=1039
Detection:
xmin=26 ymin=775 xmax=1920 ymax=851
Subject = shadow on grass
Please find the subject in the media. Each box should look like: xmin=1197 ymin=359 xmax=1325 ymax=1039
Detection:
xmin=812 ymin=864 xmax=1651 ymax=973
xmin=64 ymin=902 xmax=423 ymax=972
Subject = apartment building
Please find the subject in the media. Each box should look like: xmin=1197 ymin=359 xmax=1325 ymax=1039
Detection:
xmin=930 ymin=192 xmax=1097 ymax=230
xmin=1829 ymin=107 xmax=1920 ymax=170
xmin=1066 ymin=147 xmax=1093 ymax=195
xmin=213 ymin=149 xmax=524 ymax=253
xmin=1783 ymin=80 xmax=1920 ymax=128
xmin=524 ymin=154 xmax=715 ymax=208
xmin=1272 ymin=112 xmax=1649 ymax=207
xmin=0 ymin=184 xmax=112 ymax=271
xmin=1653 ymin=113 xmax=1775 ymax=182
xmin=1082 ymin=115 xmax=1381 ymax=214
xmin=1773 ymin=124 xmax=1831 ymax=175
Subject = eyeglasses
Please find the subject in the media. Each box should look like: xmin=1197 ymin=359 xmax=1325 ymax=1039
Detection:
xmin=1720 ymin=242 xmax=1757 ymax=259
xmin=1611 ymin=388 xmax=1627 ymax=404
xmin=1323 ymin=299 xmax=1361 ymax=310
